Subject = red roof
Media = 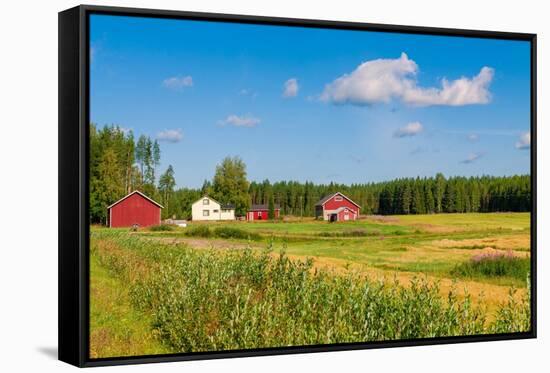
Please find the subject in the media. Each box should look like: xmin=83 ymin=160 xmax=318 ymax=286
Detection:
xmin=107 ymin=190 xmax=164 ymax=210
xmin=315 ymin=192 xmax=360 ymax=208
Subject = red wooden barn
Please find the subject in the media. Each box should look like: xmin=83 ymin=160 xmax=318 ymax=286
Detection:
xmin=107 ymin=191 xmax=163 ymax=228
xmin=315 ymin=192 xmax=360 ymax=222
xmin=246 ymin=204 xmax=280 ymax=221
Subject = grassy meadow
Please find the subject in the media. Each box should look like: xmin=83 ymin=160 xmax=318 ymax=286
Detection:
xmin=90 ymin=212 xmax=531 ymax=358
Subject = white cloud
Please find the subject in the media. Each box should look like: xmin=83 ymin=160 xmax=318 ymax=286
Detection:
xmin=393 ymin=121 xmax=424 ymax=138
xmin=156 ymin=129 xmax=183 ymax=143
xmin=467 ymin=133 xmax=479 ymax=142
xmin=515 ymin=132 xmax=530 ymax=150
xmin=461 ymin=152 xmax=484 ymax=164
xmin=221 ymin=114 xmax=261 ymax=128
xmin=162 ymin=75 xmax=193 ymax=90
xmin=320 ymin=53 xmax=494 ymax=107
xmin=283 ymin=78 xmax=299 ymax=98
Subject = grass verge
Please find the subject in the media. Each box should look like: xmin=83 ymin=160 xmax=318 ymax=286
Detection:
xmin=89 ymin=253 xmax=173 ymax=358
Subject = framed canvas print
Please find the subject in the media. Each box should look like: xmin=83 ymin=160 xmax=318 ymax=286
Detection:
xmin=58 ymin=5 xmax=537 ymax=367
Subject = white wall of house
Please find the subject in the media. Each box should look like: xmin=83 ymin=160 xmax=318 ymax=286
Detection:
xmin=220 ymin=209 xmax=235 ymax=220
xmin=191 ymin=196 xmax=235 ymax=221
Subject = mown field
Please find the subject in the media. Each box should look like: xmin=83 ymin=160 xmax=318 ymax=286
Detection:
xmin=90 ymin=212 xmax=531 ymax=358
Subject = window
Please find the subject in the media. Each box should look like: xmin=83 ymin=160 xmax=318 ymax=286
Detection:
xmin=203 ymin=210 xmax=209 ymax=216
xmin=213 ymin=209 xmax=219 ymax=213
xmin=258 ymin=211 xmax=262 ymax=217
xmin=334 ymin=196 xmax=343 ymax=202
xmin=203 ymin=198 xmax=209 ymax=205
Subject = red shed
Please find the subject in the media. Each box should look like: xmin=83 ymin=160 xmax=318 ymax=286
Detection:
xmin=246 ymin=204 xmax=280 ymax=221
xmin=107 ymin=191 xmax=163 ymax=228
xmin=315 ymin=192 xmax=360 ymax=222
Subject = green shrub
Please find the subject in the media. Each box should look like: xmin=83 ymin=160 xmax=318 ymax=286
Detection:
xmin=214 ymin=227 xmax=261 ymax=240
xmin=149 ymin=224 xmax=175 ymax=232
xmin=491 ymin=281 xmax=531 ymax=334
xmin=185 ymin=225 xmax=261 ymax=240
xmin=451 ymin=251 xmax=530 ymax=281
xmin=185 ymin=225 xmax=212 ymax=238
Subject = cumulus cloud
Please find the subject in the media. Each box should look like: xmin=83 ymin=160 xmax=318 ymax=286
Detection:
xmin=515 ymin=132 xmax=530 ymax=150
xmin=156 ymin=129 xmax=183 ymax=143
xmin=393 ymin=122 xmax=424 ymax=138
xmin=162 ymin=75 xmax=193 ymax=90
xmin=221 ymin=114 xmax=261 ymax=128
xmin=461 ymin=152 xmax=484 ymax=164
xmin=320 ymin=53 xmax=494 ymax=107
xmin=283 ymin=78 xmax=299 ymax=98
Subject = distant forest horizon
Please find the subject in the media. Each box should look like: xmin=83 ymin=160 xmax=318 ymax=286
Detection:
xmin=90 ymin=124 xmax=531 ymax=223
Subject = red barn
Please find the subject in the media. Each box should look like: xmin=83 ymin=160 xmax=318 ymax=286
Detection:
xmin=246 ymin=204 xmax=280 ymax=221
xmin=315 ymin=192 xmax=360 ymax=222
xmin=107 ymin=191 xmax=163 ymax=228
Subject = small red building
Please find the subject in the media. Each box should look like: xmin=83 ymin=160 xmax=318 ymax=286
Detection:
xmin=107 ymin=191 xmax=163 ymax=228
xmin=315 ymin=192 xmax=360 ymax=222
xmin=246 ymin=204 xmax=280 ymax=221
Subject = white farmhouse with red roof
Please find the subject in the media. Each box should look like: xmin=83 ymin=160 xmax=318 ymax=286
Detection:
xmin=315 ymin=192 xmax=361 ymax=222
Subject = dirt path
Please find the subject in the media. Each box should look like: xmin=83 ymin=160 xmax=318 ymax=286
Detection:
xmin=144 ymin=236 xmax=264 ymax=250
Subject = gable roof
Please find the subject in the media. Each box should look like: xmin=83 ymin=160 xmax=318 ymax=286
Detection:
xmin=315 ymin=192 xmax=361 ymax=208
xmin=249 ymin=204 xmax=281 ymax=211
xmin=192 ymin=195 xmax=235 ymax=210
xmin=107 ymin=190 xmax=164 ymax=210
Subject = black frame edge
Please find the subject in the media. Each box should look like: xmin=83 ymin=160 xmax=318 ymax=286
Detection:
xmin=530 ymin=34 xmax=537 ymax=338
xmin=58 ymin=5 xmax=86 ymax=368
xmin=58 ymin=4 xmax=537 ymax=368
xmin=79 ymin=3 xmax=536 ymax=40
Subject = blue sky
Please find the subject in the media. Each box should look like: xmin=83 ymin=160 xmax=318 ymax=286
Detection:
xmin=90 ymin=14 xmax=531 ymax=189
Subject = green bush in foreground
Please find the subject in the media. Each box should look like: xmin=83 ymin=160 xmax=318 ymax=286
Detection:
xmin=93 ymin=232 xmax=531 ymax=354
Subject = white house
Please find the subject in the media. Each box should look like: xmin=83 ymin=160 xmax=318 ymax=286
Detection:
xmin=191 ymin=196 xmax=235 ymax=221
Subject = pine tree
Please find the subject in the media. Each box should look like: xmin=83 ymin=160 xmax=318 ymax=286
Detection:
xmin=435 ymin=173 xmax=446 ymax=213
xmin=158 ymin=165 xmax=176 ymax=217
xmin=401 ymin=183 xmax=412 ymax=214
xmin=268 ymin=194 xmax=275 ymax=220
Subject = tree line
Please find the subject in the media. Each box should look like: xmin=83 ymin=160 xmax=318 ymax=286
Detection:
xmin=90 ymin=125 xmax=531 ymax=224
xmin=248 ymin=173 xmax=530 ymax=217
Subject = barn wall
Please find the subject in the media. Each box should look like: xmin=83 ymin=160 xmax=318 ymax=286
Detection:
xmin=109 ymin=193 xmax=161 ymax=228
xmin=247 ymin=209 xmax=280 ymax=221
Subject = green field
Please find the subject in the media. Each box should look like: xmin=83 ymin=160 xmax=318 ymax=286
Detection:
xmin=143 ymin=213 xmax=530 ymax=285
xmin=90 ymin=212 xmax=531 ymax=358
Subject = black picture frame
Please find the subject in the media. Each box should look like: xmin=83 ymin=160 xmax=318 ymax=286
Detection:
xmin=58 ymin=4 xmax=537 ymax=368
